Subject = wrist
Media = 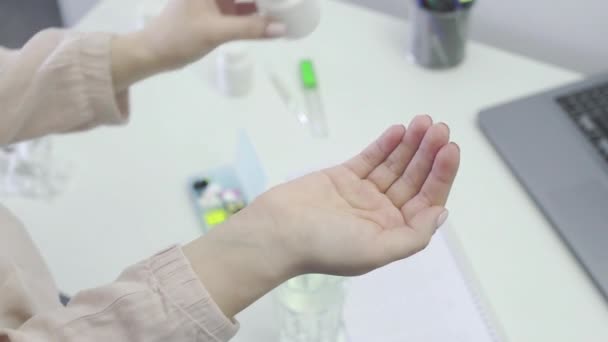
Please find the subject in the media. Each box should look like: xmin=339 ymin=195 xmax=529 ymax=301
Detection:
xmin=183 ymin=203 xmax=298 ymax=318
xmin=110 ymin=30 xmax=166 ymax=91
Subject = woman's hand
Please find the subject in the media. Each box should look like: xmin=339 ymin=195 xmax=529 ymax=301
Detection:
xmin=111 ymin=0 xmax=285 ymax=91
xmin=184 ymin=116 xmax=461 ymax=318
xmin=259 ymin=116 xmax=459 ymax=276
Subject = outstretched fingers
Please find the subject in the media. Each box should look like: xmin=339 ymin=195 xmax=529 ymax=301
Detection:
xmin=386 ymin=123 xmax=451 ymax=208
xmin=365 ymin=116 xmax=433 ymax=192
xmin=344 ymin=125 xmax=407 ymax=179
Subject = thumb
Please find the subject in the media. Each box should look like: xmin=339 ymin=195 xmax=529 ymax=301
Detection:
xmin=410 ymin=206 xmax=450 ymax=239
xmin=214 ymin=16 xmax=287 ymax=42
xmin=378 ymin=207 xmax=449 ymax=263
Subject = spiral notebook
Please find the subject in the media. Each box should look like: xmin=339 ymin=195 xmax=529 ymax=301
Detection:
xmin=343 ymin=225 xmax=505 ymax=342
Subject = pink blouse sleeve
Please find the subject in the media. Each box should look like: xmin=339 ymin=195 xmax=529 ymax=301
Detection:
xmin=0 ymin=247 xmax=239 ymax=341
xmin=0 ymin=30 xmax=238 ymax=341
xmin=0 ymin=29 xmax=128 ymax=146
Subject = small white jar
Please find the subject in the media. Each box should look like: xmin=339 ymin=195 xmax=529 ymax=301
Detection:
xmin=216 ymin=44 xmax=255 ymax=97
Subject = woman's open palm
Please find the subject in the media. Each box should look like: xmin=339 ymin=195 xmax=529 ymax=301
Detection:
xmin=257 ymin=116 xmax=460 ymax=276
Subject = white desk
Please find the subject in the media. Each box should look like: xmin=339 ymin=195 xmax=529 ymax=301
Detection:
xmin=4 ymin=1 xmax=608 ymax=341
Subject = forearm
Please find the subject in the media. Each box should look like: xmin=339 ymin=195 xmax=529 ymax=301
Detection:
xmin=183 ymin=204 xmax=299 ymax=318
xmin=109 ymin=0 xmax=281 ymax=93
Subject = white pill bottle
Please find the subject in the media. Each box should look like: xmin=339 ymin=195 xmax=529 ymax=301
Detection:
xmin=255 ymin=0 xmax=321 ymax=38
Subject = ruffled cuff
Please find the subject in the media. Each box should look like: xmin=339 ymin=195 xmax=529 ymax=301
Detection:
xmin=148 ymin=246 xmax=239 ymax=341
xmin=76 ymin=32 xmax=130 ymax=126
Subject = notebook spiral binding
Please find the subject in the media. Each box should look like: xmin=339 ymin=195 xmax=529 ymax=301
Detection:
xmin=443 ymin=226 xmax=507 ymax=342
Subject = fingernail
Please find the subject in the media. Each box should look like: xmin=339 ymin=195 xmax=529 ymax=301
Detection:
xmin=265 ymin=22 xmax=287 ymax=38
xmin=452 ymin=142 xmax=460 ymax=152
xmin=436 ymin=210 xmax=449 ymax=228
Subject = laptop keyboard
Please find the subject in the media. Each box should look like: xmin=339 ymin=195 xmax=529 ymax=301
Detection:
xmin=556 ymin=83 xmax=608 ymax=160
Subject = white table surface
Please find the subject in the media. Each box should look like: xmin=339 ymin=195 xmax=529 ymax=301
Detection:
xmin=4 ymin=1 xmax=608 ymax=341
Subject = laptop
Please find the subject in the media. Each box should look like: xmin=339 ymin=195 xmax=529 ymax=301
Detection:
xmin=479 ymin=73 xmax=608 ymax=300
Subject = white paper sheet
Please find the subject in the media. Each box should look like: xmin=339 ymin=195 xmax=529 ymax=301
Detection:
xmin=344 ymin=227 xmax=499 ymax=342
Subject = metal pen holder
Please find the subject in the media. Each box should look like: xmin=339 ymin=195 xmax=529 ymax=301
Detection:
xmin=408 ymin=0 xmax=474 ymax=69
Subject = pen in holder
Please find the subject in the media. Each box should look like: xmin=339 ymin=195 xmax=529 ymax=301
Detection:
xmin=408 ymin=0 xmax=475 ymax=69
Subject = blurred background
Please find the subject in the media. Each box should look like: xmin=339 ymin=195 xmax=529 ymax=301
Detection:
xmin=1 ymin=0 xmax=606 ymax=73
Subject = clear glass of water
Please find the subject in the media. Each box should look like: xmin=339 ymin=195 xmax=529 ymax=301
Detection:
xmin=0 ymin=138 xmax=69 ymax=199
xmin=276 ymin=274 xmax=347 ymax=342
